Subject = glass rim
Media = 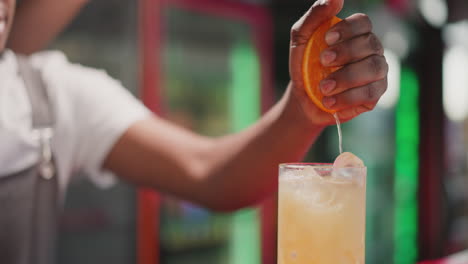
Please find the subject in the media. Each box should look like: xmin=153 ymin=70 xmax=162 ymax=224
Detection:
xmin=279 ymin=163 xmax=367 ymax=169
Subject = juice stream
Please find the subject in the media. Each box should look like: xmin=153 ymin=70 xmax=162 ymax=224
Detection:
xmin=333 ymin=113 xmax=343 ymax=154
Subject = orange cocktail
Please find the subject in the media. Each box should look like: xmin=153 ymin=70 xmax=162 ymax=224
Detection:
xmin=278 ymin=164 xmax=366 ymax=263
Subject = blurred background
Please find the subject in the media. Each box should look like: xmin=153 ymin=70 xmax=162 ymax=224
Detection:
xmin=46 ymin=0 xmax=468 ymax=263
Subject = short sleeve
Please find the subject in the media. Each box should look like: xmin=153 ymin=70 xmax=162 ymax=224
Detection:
xmin=31 ymin=51 xmax=151 ymax=188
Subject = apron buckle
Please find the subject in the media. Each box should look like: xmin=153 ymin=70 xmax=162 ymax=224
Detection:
xmin=35 ymin=128 xmax=55 ymax=180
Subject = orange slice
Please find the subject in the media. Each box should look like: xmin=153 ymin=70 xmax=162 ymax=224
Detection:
xmin=302 ymin=16 xmax=342 ymax=113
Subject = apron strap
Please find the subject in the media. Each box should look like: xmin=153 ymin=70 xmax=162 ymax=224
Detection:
xmin=17 ymin=55 xmax=58 ymax=264
xmin=17 ymin=56 xmax=54 ymax=128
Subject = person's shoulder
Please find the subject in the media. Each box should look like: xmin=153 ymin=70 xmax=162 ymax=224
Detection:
xmin=28 ymin=50 xmax=96 ymax=74
xmin=28 ymin=50 xmax=70 ymax=69
xmin=26 ymin=50 xmax=115 ymax=86
xmin=9 ymin=50 xmax=70 ymax=75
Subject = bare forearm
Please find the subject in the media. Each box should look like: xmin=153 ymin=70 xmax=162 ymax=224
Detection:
xmin=8 ymin=0 xmax=89 ymax=54
xmin=105 ymin=84 xmax=324 ymax=211
xmin=197 ymin=84 xmax=325 ymax=210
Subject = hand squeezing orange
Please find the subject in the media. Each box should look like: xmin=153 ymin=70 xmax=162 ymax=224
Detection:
xmin=302 ymin=17 xmax=342 ymax=114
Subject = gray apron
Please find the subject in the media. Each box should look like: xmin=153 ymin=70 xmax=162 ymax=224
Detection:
xmin=0 ymin=56 xmax=58 ymax=264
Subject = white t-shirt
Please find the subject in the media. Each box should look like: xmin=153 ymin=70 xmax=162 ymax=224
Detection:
xmin=0 ymin=50 xmax=151 ymax=196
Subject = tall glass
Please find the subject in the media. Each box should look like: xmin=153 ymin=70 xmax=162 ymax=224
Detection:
xmin=278 ymin=164 xmax=367 ymax=263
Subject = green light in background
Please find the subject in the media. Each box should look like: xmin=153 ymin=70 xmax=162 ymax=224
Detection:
xmin=394 ymin=67 xmax=420 ymax=264
xmin=229 ymin=39 xmax=261 ymax=264
xmin=230 ymin=40 xmax=261 ymax=132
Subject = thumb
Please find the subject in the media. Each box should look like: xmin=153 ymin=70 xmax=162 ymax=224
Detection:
xmin=290 ymin=0 xmax=343 ymax=47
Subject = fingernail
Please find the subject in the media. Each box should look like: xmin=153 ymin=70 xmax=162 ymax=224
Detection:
xmin=323 ymin=97 xmax=336 ymax=109
xmin=312 ymin=0 xmax=329 ymax=7
xmin=325 ymin=31 xmax=340 ymax=45
xmin=320 ymin=79 xmax=336 ymax=95
xmin=321 ymin=50 xmax=336 ymax=65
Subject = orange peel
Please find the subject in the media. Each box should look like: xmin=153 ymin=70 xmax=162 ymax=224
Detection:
xmin=302 ymin=16 xmax=342 ymax=113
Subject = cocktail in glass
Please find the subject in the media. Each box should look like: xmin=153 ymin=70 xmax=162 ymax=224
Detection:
xmin=278 ymin=163 xmax=367 ymax=263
